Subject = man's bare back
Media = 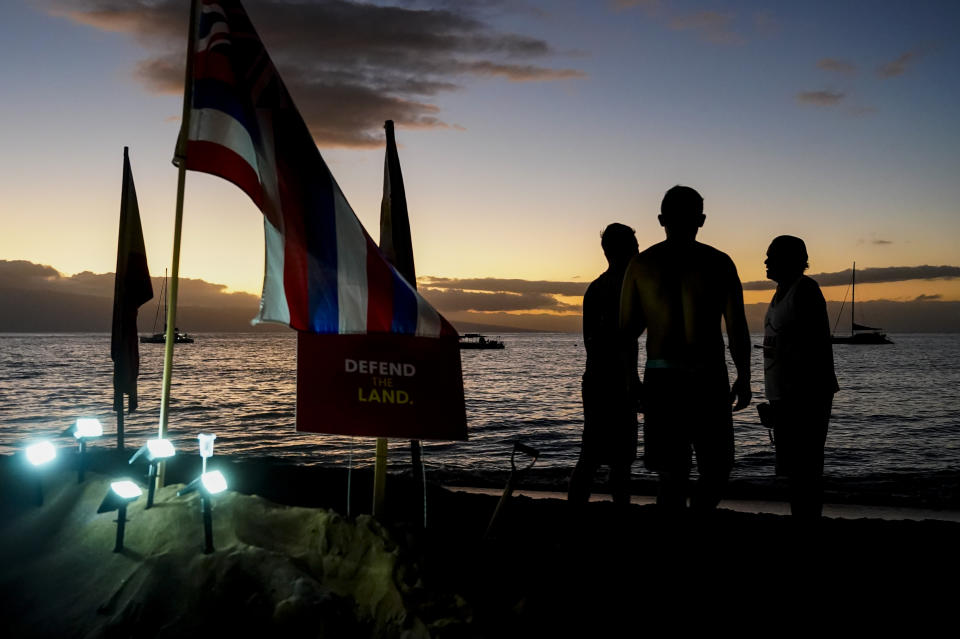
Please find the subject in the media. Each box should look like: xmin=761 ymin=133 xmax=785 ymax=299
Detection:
xmin=619 ymin=185 xmax=750 ymax=511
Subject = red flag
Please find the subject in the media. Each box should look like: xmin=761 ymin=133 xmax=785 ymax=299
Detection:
xmin=111 ymin=147 xmax=153 ymax=412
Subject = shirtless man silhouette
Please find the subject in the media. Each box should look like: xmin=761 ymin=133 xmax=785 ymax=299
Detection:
xmin=621 ymin=185 xmax=751 ymax=512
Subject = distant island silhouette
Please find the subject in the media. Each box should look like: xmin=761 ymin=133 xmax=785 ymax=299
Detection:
xmin=1 ymin=259 xmax=958 ymax=333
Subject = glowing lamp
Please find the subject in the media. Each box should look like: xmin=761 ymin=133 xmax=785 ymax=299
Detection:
xmin=177 ymin=470 xmax=229 ymax=554
xmin=129 ymin=439 xmax=177 ymax=509
xmin=64 ymin=418 xmax=103 ymax=484
xmin=74 ymin=418 xmax=104 ymax=439
xmin=198 ymin=433 xmax=216 ymax=458
xmin=201 ymin=470 xmax=227 ymax=495
xmin=25 ymin=440 xmax=57 ymax=506
xmin=26 ymin=441 xmax=56 ymax=467
xmin=108 ymin=480 xmax=143 ymax=501
xmin=97 ymin=480 xmax=143 ymax=552
xmin=128 ymin=438 xmax=176 ymax=464
xmin=197 ymin=433 xmax=216 ymax=473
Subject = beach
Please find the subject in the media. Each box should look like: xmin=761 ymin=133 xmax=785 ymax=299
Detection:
xmin=2 ymin=449 xmax=958 ymax=637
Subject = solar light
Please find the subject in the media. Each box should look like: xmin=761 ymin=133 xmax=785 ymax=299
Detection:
xmin=178 ymin=470 xmax=229 ymax=554
xmin=26 ymin=441 xmax=56 ymax=467
xmin=97 ymin=480 xmax=143 ymax=552
xmin=200 ymin=470 xmax=227 ymax=495
xmin=197 ymin=433 xmax=216 ymax=473
xmin=74 ymin=418 xmax=104 ymax=439
xmin=64 ymin=418 xmax=104 ymax=483
xmin=25 ymin=441 xmax=57 ymax=506
xmin=128 ymin=438 xmax=177 ymax=509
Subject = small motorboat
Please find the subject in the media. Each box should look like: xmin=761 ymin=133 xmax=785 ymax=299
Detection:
xmin=459 ymin=333 xmax=505 ymax=350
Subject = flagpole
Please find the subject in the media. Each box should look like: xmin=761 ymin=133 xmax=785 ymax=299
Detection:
xmin=157 ymin=0 xmax=199 ymax=490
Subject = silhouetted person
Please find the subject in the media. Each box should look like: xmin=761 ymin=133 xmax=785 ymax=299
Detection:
xmin=620 ymin=186 xmax=751 ymax=513
xmin=763 ymin=235 xmax=838 ymax=519
xmin=569 ymin=223 xmax=641 ymax=507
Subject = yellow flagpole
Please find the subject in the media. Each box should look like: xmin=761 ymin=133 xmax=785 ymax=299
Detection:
xmin=157 ymin=0 xmax=199 ymax=490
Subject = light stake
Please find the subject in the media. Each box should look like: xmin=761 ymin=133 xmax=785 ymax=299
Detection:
xmin=66 ymin=418 xmax=103 ymax=483
xmin=24 ymin=441 xmax=57 ymax=506
xmin=177 ymin=470 xmax=227 ymax=554
xmin=97 ymin=480 xmax=142 ymax=552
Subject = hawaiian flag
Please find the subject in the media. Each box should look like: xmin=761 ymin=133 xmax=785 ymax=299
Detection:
xmin=182 ymin=0 xmax=455 ymax=338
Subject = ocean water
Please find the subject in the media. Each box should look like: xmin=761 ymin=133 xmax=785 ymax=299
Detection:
xmin=1 ymin=333 xmax=959 ymax=489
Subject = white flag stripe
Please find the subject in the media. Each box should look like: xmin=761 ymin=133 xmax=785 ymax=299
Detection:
xmin=189 ymin=108 xmax=260 ymax=182
xmin=414 ymin=284 xmax=443 ymax=337
xmin=332 ymin=181 xmax=368 ymax=333
xmin=253 ymin=219 xmax=290 ymax=326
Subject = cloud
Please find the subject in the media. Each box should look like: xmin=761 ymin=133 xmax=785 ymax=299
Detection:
xmin=914 ymin=294 xmax=942 ymax=302
xmin=0 ymin=260 xmax=60 ymax=282
xmin=418 ymin=276 xmax=585 ymax=313
xmin=419 ymin=276 xmax=587 ymax=296
xmin=669 ymin=11 xmax=743 ymax=45
xmin=879 ymin=50 xmax=920 ymax=78
xmin=795 ymin=90 xmax=845 ymax=106
xmin=53 ymin=0 xmax=584 ymax=148
xmin=817 ymin=58 xmax=857 ymax=74
xmin=0 ymin=260 xmax=258 ymax=308
xmin=420 ymin=288 xmax=579 ymax=313
xmin=742 ymin=265 xmax=960 ymax=290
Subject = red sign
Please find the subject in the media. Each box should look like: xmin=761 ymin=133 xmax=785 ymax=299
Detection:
xmin=296 ymin=333 xmax=467 ymax=441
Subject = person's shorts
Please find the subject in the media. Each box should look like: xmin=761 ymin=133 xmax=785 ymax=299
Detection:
xmin=641 ymin=367 xmax=733 ymax=477
xmin=581 ymin=376 xmax=638 ymax=466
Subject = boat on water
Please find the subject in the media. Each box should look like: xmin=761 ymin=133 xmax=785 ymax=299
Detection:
xmin=140 ymin=328 xmax=194 ymax=344
xmin=140 ymin=269 xmax=195 ymax=344
xmin=831 ymin=262 xmax=893 ymax=345
xmin=459 ymin=333 xmax=505 ymax=349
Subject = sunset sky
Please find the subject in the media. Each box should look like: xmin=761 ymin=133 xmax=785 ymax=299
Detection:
xmin=2 ymin=0 xmax=958 ymax=322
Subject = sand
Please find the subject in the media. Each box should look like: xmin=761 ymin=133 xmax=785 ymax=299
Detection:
xmin=2 ymin=450 xmax=959 ymax=637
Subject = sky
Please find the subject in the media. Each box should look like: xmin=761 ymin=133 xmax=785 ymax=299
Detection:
xmin=1 ymin=0 xmax=959 ymax=329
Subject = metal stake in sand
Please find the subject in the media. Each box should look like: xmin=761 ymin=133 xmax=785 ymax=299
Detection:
xmin=485 ymin=441 xmax=539 ymax=539
xmin=25 ymin=441 xmax=57 ymax=506
xmin=157 ymin=0 xmax=200 ymax=492
xmin=98 ymin=480 xmax=143 ymax=553
xmin=68 ymin=418 xmax=103 ymax=483
xmin=177 ymin=470 xmax=228 ymax=554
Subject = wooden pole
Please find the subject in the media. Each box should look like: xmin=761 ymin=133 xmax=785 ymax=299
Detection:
xmin=373 ymin=438 xmax=388 ymax=518
xmin=157 ymin=0 xmax=199 ymax=490
xmin=116 ymin=407 xmax=124 ymax=450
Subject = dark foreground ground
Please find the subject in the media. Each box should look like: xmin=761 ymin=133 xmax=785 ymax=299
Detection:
xmin=1 ymin=450 xmax=958 ymax=637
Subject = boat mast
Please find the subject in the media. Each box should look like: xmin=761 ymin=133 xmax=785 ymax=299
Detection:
xmin=851 ymin=261 xmax=856 ymax=335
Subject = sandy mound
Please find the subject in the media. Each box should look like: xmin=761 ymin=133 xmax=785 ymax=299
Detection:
xmin=0 ymin=471 xmax=460 ymax=638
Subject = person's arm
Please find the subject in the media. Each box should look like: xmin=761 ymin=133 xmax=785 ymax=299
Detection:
xmin=619 ymin=257 xmax=646 ymax=410
xmin=723 ymin=258 xmax=752 ymax=411
xmin=619 ymin=256 xmax=646 ymax=339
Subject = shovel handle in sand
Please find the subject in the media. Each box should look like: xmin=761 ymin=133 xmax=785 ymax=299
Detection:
xmin=484 ymin=441 xmax=539 ymax=539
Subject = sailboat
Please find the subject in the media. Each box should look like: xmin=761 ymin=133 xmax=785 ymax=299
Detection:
xmin=139 ymin=269 xmax=195 ymax=344
xmin=831 ymin=262 xmax=893 ymax=345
